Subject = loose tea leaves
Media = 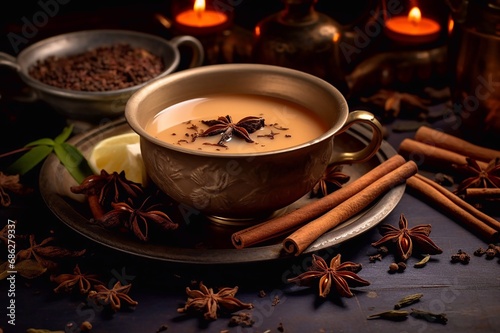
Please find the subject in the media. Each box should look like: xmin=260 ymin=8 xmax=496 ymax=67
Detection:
xmin=29 ymin=44 xmax=165 ymax=91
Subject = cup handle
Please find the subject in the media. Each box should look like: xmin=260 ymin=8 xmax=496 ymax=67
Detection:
xmin=0 ymin=52 xmax=39 ymax=102
xmin=170 ymin=35 xmax=205 ymax=68
xmin=330 ymin=110 xmax=383 ymax=165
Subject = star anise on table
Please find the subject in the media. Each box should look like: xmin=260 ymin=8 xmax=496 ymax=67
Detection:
xmin=453 ymin=157 xmax=500 ymax=195
xmin=95 ymin=195 xmax=178 ymax=242
xmin=199 ymin=115 xmax=265 ymax=147
xmin=0 ymin=171 xmax=32 ymax=207
xmin=371 ymin=213 xmax=442 ymax=262
xmin=311 ymin=164 xmax=350 ymax=198
xmin=88 ymin=281 xmax=138 ymax=312
xmin=50 ymin=264 xmax=103 ymax=294
xmin=287 ymin=254 xmax=370 ymax=298
xmin=9 ymin=235 xmax=86 ymax=279
xmin=177 ymin=282 xmax=254 ymax=321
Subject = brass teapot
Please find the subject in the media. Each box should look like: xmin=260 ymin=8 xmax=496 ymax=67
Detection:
xmin=252 ymin=0 xmax=348 ymax=93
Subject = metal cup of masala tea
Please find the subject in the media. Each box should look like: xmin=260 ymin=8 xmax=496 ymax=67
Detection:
xmin=125 ymin=63 xmax=383 ymax=223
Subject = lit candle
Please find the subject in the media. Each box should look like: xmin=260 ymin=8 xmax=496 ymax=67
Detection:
xmin=175 ymin=0 xmax=229 ymax=35
xmin=385 ymin=7 xmax=440 ymax=45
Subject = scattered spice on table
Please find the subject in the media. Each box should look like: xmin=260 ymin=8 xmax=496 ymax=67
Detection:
xmin=228 ymin=312 xmax=254 ymax=327
xmin=50 ymin=264 xmax=103 ymax=294
xmin=413 ymin=254 xmax=431 ymax=268
xmin=177 ymin=282 xmax=253 ymax=321
xmin=410 ymin=308 xmax=447 ymax=324
xmin=450 ymin=249 xmax=470 ymax=264
xmin=88 ymin=281 xmax=138 ymax=312
xmin=0 ymin=171 xmax=32 ymax=207
xmin=394 ymin=293 xmax=423 ymax=309
xmin=366 ymin=310 xmax=409 ymax=321
xmin=287 ymin=254 xmax=369 ymax=298
xmin=371 ymin=213 xmax=442 ymax=262
xmin=2 ymin=234 xmax=86 ymax=279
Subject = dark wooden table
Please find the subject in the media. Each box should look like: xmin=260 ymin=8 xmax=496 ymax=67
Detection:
xmin=1 ymin=2 xmax=500 ymax=332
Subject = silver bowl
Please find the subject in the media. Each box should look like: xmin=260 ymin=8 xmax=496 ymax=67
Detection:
xmin=0 ymin=29 xmax=204 ymax=122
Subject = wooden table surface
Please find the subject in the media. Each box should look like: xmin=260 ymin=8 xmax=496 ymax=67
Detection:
xmin=1 ymin=2 xmax=499 ymax=332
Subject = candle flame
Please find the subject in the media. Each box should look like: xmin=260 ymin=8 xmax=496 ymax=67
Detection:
xmin=194 ymin=0 xmax=206 ymax=16
xmin=408 ymin=7 xmax=422 ymax=25
xmin=448 ymin=16 xmax=454 ymax=34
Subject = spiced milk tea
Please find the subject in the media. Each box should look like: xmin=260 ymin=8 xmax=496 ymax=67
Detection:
xmin=145 ymin=93 xmax=329 ymax=153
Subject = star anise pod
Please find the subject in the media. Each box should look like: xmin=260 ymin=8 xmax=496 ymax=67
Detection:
xmin=71 ymin=170 xmax=144 ymax=212
xmin=177 ymin=282 xmax=254 ymax=321
xmin=311 ymin=164 xmax=350 ymax=198
xmin=0 ymin=171 xmax=32 ymax=207
xmin=453 ymin=157 xmax=500 ymax=195
xmin=287 ymin=254 xmax=370 ymax=298
xmin=13 ymin=235 xmax=86 ymax=278
xmin=50 ymin=264 xmax=103 ymax=294
xmin=199 ymin=115 xmax=265 ymax=147
xmin=371 ymin=213 xmax=442 ymax=261
xmin=88 ymin=281 xmax=138 ymax=312
xmin=96 ymin=195 xmax=178 ymax=241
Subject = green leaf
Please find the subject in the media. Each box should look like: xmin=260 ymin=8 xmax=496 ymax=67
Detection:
xmin=25 ymin=138 xmax=55 ymax=147
xmin=54 ymin=125 xmax=74 ymax=144
xmin=6 ymin=145 xmax=53 ymax=175
xmin=53 ymin=142 xmax=93 ymax=184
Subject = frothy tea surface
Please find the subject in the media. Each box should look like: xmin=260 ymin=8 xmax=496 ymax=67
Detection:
xmin=145 ymin=94 xmax=328 ymax=153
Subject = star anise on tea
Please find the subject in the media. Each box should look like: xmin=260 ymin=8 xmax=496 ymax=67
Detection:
xmin=177 ymin=282 xmax=254 ymax=321
xmin=50 ymin=264 xmax=103 ymax=294
xmin=311 ymin=164 xmax=350 ymax=198
xmin=371 ymin=213 xmax=442 ymax=261
xmin=95 ymin=195 xmax=178 ymax=242
xmin=453 ymin=157 xmax=500 ymax=195
xmin=199 ymin=115 xmax=265 ymax=147
xmin=287 ymin=254 xmax=370 ymax=298
xmin=88 ymin=281 xmax=138 ymax=312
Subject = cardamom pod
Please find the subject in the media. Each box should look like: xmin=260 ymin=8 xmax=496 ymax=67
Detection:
xmin=414 ymin=254 xmax=431 ymax=268
xmin=366 ymin=310 xmax=409 ymax=321
xmin=394 ymin=293 xmax=424 ymax=309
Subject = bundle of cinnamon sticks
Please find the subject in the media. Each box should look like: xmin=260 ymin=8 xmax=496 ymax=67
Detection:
xmin=398 ymin=125 xmax=499 ymax=172
xmin=231 ymin=155 xmax=418 ymax=256
xmin=399 ymin=126 xmax=500 ymax=243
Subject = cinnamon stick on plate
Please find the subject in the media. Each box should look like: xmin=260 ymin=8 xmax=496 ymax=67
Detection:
xmin=282 ymin=160 xmax=418 ymax=256
xmin=231 ymin=154 xmax=407 ymax=249
xmin=407 ymin=174 xmax=500 ymax=243
xmin=414 ymin=126 xmax=500 ymax=163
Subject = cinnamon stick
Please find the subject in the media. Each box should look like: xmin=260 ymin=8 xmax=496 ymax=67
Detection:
xmin=231 ymin=154 xmax=407 ymax=249
xmin=415 ymin=126 xmax=500 ymax=163
xmin=282 ymin=160 xmax=418 ymax=256
xmin=407 ymin=175 xmax=499 ymax=243
xmin=398 ymin=138 xmax=488 ymax=171
xmin=465 ymin=188 xmax=500 ymax=200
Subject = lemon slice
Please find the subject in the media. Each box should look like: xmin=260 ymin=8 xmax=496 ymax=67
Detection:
xmin=88 ymin=132 xmax=147 ymax=186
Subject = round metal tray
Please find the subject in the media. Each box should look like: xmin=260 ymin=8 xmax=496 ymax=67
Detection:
xmin=39 ymin=117 xmax=405 ymax=264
